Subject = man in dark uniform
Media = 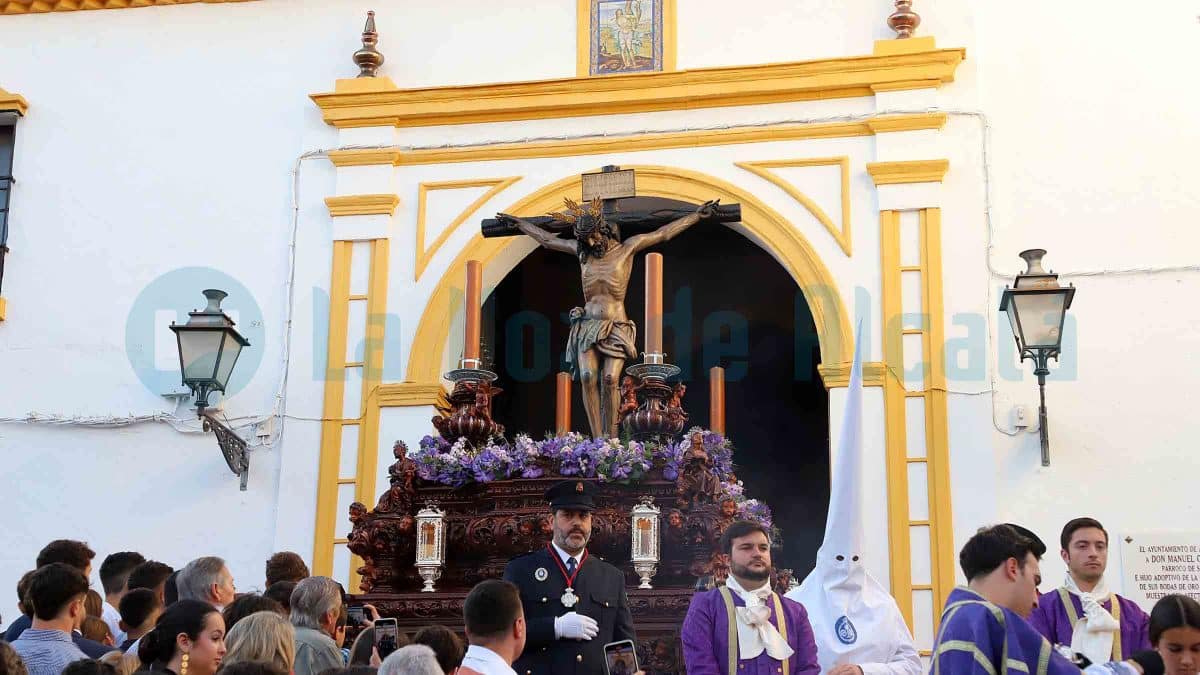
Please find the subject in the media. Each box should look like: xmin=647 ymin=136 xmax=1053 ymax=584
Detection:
xmin=503 ymin=480 xmax=636 ymax=675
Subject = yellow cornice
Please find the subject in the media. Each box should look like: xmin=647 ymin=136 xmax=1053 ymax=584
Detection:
xmin=866 ymin=159 xmax=949 ymax=185
xmin=735 ymin=156 xmax=852 ymax=256
xmin=0 ymin=88 xmax=28 ymax=115
xmin=1 ymin=0 xmax=256 ymax=14
xmin=323 ymin=114 xmax=947 ymax=168
xmin=376 ymin=382 xmax=444 ymax=407
xmin=327 ymin=149 xmax=402 ymax=167
xmin=817 ymin=361 xmax=889 ymax=388
xmin=866 ymin=112 xmax=946 ymax=133
xmin=310 ymin=48 xmax=966 ymax=128
xmin=0 ymin=297 xmax=7 ymax=321
xmin=324 ymin=193 xmax=400 ymax=218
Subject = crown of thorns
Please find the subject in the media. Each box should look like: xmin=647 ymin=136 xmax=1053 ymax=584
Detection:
xmin=550 ymin=198 xmax=605 ymax=232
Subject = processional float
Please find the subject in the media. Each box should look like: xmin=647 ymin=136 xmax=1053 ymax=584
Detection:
xmin=346 ymin=167 xmax=790 ymax=674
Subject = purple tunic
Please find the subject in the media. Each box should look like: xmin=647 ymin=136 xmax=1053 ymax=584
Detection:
xmin=930 ymin=587 xmax=1079 ymax=675
xmin=1029 ymin=589 xmax=1151 ymax=659
xmin=681 ymin=587 xmax=820 ymax=675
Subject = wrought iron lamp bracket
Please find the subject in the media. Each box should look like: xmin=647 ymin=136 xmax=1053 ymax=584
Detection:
xmin=201 ymin=411 xmax=250 ymax=490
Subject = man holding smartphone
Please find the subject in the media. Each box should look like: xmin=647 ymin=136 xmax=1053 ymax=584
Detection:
xmin=503 ymin=480 xmax=636 ymax=674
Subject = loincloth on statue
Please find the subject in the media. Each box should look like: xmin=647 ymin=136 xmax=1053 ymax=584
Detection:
xmin=564 ymin=308 xmax=638 ymax=377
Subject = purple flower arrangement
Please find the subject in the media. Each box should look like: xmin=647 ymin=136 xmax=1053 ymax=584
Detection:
xmin=407 ymin=427 xmax=735 ymax=488
xmin=409 ymin=427 xmax=775 ymax=532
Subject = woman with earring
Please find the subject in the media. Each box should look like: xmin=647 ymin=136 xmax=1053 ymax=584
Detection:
xmin=1085 ymin=594 xmax=1200 ymax=675
xmin=135 ymin=600 xmax=226 ymax=675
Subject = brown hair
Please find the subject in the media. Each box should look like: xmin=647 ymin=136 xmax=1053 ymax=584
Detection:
xmin=719 ymin=520 xmax=771 ymax=555
xmin=85 ymin=590 xmax=104 ymax=618
xmin=264 ymin=553 xmax=309 ymax=588
xmin=80 ymin=616 xmax=113 ymax=645
xmin=0 ymin=639 xmax=27 ymax=675
xmin=36 ymin=540 xmax=95 ymax=573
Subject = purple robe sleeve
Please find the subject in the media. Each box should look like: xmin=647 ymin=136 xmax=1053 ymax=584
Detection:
xmin=929 ymin=605 xmax=1003 ymax=675
xmin=682 ymin=592 xmax=723 ymax=675
xmin=785 ymin=600 xmax=820 ymax=675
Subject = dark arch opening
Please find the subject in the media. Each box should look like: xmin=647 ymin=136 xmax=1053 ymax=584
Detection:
xmin=484 ymin=196 xmax=830 ymax=572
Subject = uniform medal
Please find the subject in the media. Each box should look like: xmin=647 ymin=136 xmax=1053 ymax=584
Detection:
xmin=547 ymin=543 xmax=588 ymax=608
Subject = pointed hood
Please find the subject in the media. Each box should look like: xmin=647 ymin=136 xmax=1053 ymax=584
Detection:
xmin=788 ymin=323 xmax=908 ymax=671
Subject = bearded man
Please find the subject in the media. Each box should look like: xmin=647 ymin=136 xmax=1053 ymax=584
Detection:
xmin=681 ymin=520 xmax=820 ymax=675
xmin=502 ymin=480 xmax=635 ymax=675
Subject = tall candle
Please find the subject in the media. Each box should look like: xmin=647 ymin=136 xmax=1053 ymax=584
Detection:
xmin=555 ymin=372 xmax=572 ymax=436
xmin=464 ymin=260 xmax=482 ymax=363
xmin=709 ymin=366 xmax=725 ymax=435
xmin=645 ymin=253 xmax=663 ymax=358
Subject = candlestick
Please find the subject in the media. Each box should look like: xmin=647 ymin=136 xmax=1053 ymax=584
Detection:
xmin=645 ymin=253 xmax=663 ymax=362
xmin=555 ymin=372 xmax=572 ymax=436
xmin=710 ymin=366 xmax=725 ymax=435
xmin=463 ymin=260 xmax=482 ymax=365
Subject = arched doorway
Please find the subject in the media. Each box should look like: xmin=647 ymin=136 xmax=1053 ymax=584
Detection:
xmin=486 ymin=195 xmax=830 ymax=570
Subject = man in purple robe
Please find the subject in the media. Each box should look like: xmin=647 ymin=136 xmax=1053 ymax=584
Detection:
xmin=1029 ymin=518 xmax=1151 ymax=664
xmin=681 ymin=520 xmax=820 ymax=675
xmin=930 ymin=523 xmax=1080 ymax=675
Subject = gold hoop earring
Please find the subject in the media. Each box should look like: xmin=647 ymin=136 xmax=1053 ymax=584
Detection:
xmin=181 ymin=652 xmax=189 ymax=675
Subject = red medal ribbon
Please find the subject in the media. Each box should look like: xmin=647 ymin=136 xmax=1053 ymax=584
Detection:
xmin=547 ymin=543 xmax=588 ymax=588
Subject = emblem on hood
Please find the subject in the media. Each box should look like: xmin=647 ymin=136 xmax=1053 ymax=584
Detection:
xmin=835 ymin=615 xmax=858 ymax=645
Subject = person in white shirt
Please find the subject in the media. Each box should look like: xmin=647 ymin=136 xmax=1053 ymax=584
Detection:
xmin=99 ymin=551 xmax=146 ymax=647
xmin=457 ymin=580 xmax=526 ymax=675
xmin=786 ymin=328 xmax=922 ymax=675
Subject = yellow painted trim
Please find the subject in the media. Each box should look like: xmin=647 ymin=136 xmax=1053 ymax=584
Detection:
xmin=867 ymin=159 xmax=950 ymax=186
xmin=874 ymin=36 xmax=939 ymax=56
xmin=415 ymin=177 xmax=522 ymax=281
xmin=870 ymin=80 xmax=942 ymax=93
xmin=880 ymin=209 xmax=914 ymax=629
xmin=377 ymin=382 xmax=444 ymax=407
xmin=1 ymin=0 xmax=256 ymax=13
xmin=866 ymin=112 xmax=947 ymax=134
xmin=0 ymin=297 xmax=7 ymax=321
xmin=575 ymin=0 xmax=677 ymax=77
xmin=0 ymin=88 xmax=28 ymax=115
xmin=312 ymin=241 xmax=353 ymax=576
xmin=405 ymin=165 xmax=853 ymax=384
xmin=324 ymin=194 xmax=400 ymax=218
xmin=348 ymin=238 xmax=390 ymax=592
xmin=818 ymin=361 xmax=887 ymax=388
xmin=310 ymin=48 xmax=965 ymax=128
xmin=318 ymin=115 xmax=946 ymax=169
xmin=328 ymin=149 xmax=402 ymax=167
xmin=736 ymin=156 xmax=852 ymax=256
xmin=921 ymin=208 xmax=956 ymax=616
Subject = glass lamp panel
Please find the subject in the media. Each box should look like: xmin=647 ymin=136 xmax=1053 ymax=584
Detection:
xmin=1012 ymin=292 xmax=1067 ymax=349
xmin=213 ymin=330 xmax=244 ymax=390
xmin=1004 ymin=298 xmax=1023 ymax=349
xmin=179 ymin=329 xmax=224 ymax=381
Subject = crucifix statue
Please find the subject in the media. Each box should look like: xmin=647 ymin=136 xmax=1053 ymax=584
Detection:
xmin=490 ymin=166 xmax=740 ymax=439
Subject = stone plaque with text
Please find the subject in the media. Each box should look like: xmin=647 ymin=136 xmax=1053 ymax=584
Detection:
xmin=1121 ymin=531 xmax=1200 ymax=611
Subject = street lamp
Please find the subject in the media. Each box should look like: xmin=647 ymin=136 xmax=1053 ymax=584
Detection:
xmin=999 ymin=249 xmax=1076 ymax=466
xmin=170 ymin=289 xmax=253 ymax=488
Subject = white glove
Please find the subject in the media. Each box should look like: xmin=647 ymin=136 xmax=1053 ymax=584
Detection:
xmin=554 ymin=612 xmax=599 ymax=641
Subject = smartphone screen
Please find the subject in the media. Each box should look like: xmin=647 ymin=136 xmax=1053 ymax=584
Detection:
xmin=374 ymin=618 xmax=399 ymax=659
xmin=603 ymin=639 xmax=638 ymax=675
xmin=347 ymin=605 xmax=365 ymax=627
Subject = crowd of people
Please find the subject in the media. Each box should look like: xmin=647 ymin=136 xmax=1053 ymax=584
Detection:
xmin=1 ymin=498 xmax=1198 ymax=675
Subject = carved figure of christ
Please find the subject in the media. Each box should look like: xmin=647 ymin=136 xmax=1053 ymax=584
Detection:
xmin=496 ymin=198 xmax=717 ymax=438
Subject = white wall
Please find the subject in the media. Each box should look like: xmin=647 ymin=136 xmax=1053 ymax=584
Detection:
xmin=0 ymin=0 xmax=1197 ymax=627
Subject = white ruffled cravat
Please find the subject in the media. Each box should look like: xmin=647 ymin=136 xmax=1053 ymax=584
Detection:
xmin=725 ymin=576 xmax=795 ymax=661
xmin=1064 ymin=574 xmax=1120 ymax=666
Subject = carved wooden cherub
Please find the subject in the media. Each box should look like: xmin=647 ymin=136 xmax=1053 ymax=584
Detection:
xmin=618 ymin=375 xmax=641 ymax=419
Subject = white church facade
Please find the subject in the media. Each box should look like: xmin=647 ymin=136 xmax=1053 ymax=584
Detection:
xmin=1 ymin=0 xmax=1197 ymax=657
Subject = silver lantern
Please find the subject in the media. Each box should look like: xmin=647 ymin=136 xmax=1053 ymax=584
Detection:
xmin=415 ymin=502 xmax=446 ymax=592
xmin=630 ymin=496 xmax=660 ymax=589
